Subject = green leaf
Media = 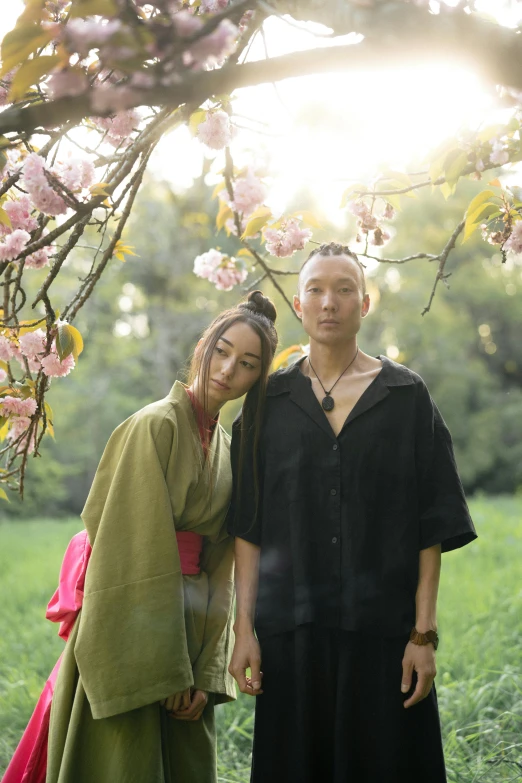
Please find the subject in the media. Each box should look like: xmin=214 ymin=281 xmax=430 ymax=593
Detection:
xmin=69 ymin=0 xmax=118 ymax=17
xmin=8 ymin=54 xmax=61 ymax=102
xmin=385 ymin=194 xmax=402 ymax=211
xmin=444 ymin=150 xmax=469 ymax=187
xmin=0 ymin=23 xmax=54 ymax=76
xmin=242 ymin=205 xmax=272 ymax=239
xmin=462 ymin=204 xmax=498 ymax=242
xmin=0 ymin=488 xmax=9 ymax=502
xmin=56 ymin=323 xmax=75 ymax=361
xmin=440 ymin=182 xmax=456 ymax=200
xmin=379 ymin=169 xmax=412 ymax=188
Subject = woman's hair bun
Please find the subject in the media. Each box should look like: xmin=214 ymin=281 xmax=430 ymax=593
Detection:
xmin=243 ymin=290 xmax=277 ymax=324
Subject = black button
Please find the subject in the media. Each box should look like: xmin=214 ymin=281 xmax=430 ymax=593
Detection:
xmin=333 ymin=444 xmax=338 ymax=451
xmin=332 ymin=537 xmax=338 ymax=544
xmin=330 ymin=489 xmax=337 ymax=496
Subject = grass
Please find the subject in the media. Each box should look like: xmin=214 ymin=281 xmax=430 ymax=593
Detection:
xmin=0 ymin=497 xmax=521 ymax=781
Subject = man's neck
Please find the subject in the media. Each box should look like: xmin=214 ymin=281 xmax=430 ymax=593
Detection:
xmin=305 ymin=339 xmax=359 ymax=383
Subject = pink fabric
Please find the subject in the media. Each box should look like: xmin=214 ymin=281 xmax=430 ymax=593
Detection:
xmin=3 ymin=524 xmax=203 ymax=783
xmin=176 ymin=530 xmax=203 ymax=575
xmin=2 ymin=531 xmax=90 ymax=783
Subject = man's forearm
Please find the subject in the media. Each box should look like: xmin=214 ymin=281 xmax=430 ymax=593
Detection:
xmin=233 ymin=536 xmax=261 ymax=633
xmin=415 ymin=543 xmax=441 ymax=632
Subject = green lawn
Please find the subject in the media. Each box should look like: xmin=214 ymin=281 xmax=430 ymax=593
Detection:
xmin=1 ymin=497 xmax=521 ymax=781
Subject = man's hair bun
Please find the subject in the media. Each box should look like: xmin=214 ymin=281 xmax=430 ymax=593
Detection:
xmin=242 ymin=290 xmax=277 ymax=324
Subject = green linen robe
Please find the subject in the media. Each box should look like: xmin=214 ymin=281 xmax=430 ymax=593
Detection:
xmin=46 ymin=381 xmax=236 ymax=783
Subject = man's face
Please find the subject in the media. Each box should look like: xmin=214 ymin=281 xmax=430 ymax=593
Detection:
xmin=293 ymin=254 xmax=370 ymax=345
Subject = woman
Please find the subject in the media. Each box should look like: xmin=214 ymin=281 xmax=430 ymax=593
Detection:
xmin=3 ymin=290 xmax=278 ymax=783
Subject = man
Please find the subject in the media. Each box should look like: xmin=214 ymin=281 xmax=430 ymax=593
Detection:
xmin=227 ymin=242 xmax=476 ymax=783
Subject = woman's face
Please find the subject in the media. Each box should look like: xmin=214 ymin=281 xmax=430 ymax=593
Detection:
xmin=204 ymin=321 xmax=263 ymax=410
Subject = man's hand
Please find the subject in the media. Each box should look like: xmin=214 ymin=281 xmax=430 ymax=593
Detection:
xmin=228 ymin=629 xmax=263 ymax=696
xmin=401 ymin=641 xmax=437 ymax=708
xmin=160 ymin=687 xmax=191 ymax=714
xmin=170 ymin=689 xmax=208 ymax=721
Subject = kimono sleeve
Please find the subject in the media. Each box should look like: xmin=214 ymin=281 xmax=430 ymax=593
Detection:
xmin=75 ymin=411 xmax=194 ymax=720
xmin=415 ymin=381 xmax=477 ymax=553
xmin=225 ymin=413 xmax=263 ymax=546
xmin=191 ymin=535 xmax=236 ymax=704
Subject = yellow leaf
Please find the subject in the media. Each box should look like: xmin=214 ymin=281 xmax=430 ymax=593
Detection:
xmin=212 ymin=181 xmax=226 ymax=200
xmin=291 ymin=210 xmax=322 ymax=229
xmin=0 ymin=419 xmax=9 ymax=443
xmin=340 ymin=183 xmax=366 ymax=208
xmin=237 ymin=248 xmax=253 ymax=258
xmin=189 ymin=109 xmax=207 ymax=136
xmin=465 ymin=190 xmax=497 ymax=220
xmin=0 ymin=487 xmax=9 ymax=502
xmin=18 ymin=316 xmax=47 ymax=335
xmin=89 ymin=182 xmax=111 ymax=197
xmin=272 ymin=344 xmax=306 ymax=372
xmin=216 ymin=200 xmax=233 ymax=232
xmin=113 ymin=240 xmax=138 ymax=262
xmin=0 ymin=23 xmax=54 ymax=77
xmin=8 ymin=54 xmax=61 ymax=102
xmin=0 ymin=207 xmax=12 ymax=229
xmin=488 ymin=178 xmax=502 ymax=188
xmin=242 ymin=205 xmax=272 ymax=240
xmin=56 ymin=323 xmax=75 ymax=361
xmin=69 ymin=0 xmax=118 ymax=17
xmin=67 ymin=324 xmax=84 ymax=361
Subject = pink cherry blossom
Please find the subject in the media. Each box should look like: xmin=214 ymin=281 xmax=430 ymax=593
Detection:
xmin=490 ymin=140 xmax=509 ymax=167
xmin=22 ymin=153 xmax=67 ymax=217
xmin=19 ymin=329 xmax=46 ymax=359
xmin=227 ymin=168 xmax=266 ymax=217
xmin=41 ymin=351 xmax=75 ymax=378
xmin=6 ymin=416 xmax=37 ymax=454
xmin=264 ymin=218 xmax=312 ymax=258
xmin=369 ymin=227 xmax=391 ymax=246
xmin=503 ymin=221 xmax=522 ymax=255
xmin=25 ymin=246 xmax=53 ymax=270
xmin=94 ymin=109 xmax=141 ymax=146
xmin=0 ymin=229 xmax=31 ymax=262
xmin=172 ymin=10 xmax=203 ymax=37
xmin=4 ymin=196 xmax=38 ymax=233
xmin=192 ymin=19 xmax=238 ymax=68
xmin=0 ymin=395 xmax=37 ymax=417
xmin=193 ymin=248 xmax=223 ymax=279
xmin=63 ymin=18 xmax=122 ymax=58
xmin=211 ymin=259 xmax=247 ymax=291
xmin=47 ymin=69 xmax=89 ymax=100
xmin=383 ymin=203 xmax=395 ymax=220
xmin=0 ymin=335 xmax=17 ymax=362
xmin=193 ymin=248 xmax=247 ymax=290
xmin=200 ymin=0 xmax=229 ymax=12
xmin=197 ymin=111 xmax=234 ymax=150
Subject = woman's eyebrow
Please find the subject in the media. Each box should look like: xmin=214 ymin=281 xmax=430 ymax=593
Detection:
xmin=218 ymin=337 xmax=261 ymax=361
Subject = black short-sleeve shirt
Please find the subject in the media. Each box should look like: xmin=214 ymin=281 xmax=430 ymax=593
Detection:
xmin=226 ymin=356 xmax=477 ymax=639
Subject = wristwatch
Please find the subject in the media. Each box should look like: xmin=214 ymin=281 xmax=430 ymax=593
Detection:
xmin=409 ymin=627 xmax=439 ymax=651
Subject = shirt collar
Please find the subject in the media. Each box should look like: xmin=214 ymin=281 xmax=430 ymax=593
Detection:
xmin=267 ymin=354 xmax=414 ymax=397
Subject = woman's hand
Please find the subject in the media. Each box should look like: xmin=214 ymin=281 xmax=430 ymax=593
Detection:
xmin=160 ymin=687 xmax=191 ymax=714
xmin=170 ymin=689 xmax=208 ymax=721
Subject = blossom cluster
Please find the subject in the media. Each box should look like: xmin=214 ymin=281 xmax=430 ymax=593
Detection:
xmin=197 ymin=111 xmax=236 ymax=151
xmin=348 ymin=200 xmax=393 ymax=246
xmin=41 ymin=3 xmax=242 ymax=110
xmin=263 ymin=219 xmax=312 ymax=258
xmin=193 ymin=248 xmax=247 ymax=291
xmin=0 ymin=330 xmax=75 ymax=378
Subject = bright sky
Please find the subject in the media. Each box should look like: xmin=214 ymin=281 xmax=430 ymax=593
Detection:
xmin=1 ymin=1 xmax=521 ymax=223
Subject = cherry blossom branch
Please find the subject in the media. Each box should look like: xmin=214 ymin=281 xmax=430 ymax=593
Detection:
xmin=421 ymin=220 xmax=465 ymax=316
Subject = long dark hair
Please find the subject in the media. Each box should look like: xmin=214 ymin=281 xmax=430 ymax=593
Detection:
xmin=187 ymin=290 xmax=278 ymax=509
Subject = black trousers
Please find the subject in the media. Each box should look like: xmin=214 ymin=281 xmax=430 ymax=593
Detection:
xmin=251 ymin=624 xmax=447 ymax=783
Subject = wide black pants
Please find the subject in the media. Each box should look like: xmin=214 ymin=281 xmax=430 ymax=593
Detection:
xmin=251 ymin=625 xmax=447 ymax=783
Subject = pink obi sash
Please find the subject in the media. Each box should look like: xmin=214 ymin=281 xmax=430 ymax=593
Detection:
xmin=3 ymin=527 xmax=203 ymax=783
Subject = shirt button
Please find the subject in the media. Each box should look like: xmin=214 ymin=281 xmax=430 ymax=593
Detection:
xmin=332 ymin=537 xmax=338 ymax=544
xmin=330 ymin=488 xmax=337 ymax=496
xmin=333 ymin=444 xmax=338 ymax=451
